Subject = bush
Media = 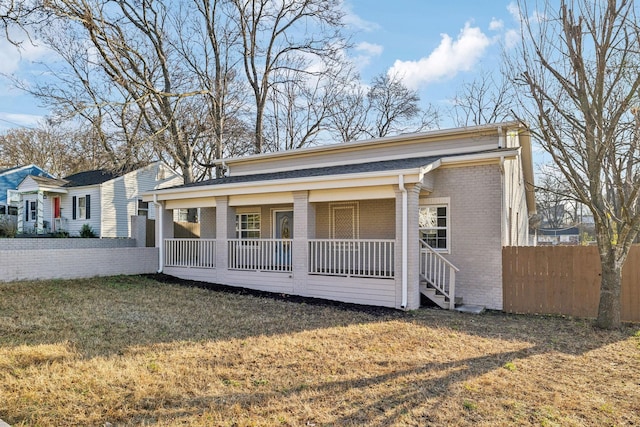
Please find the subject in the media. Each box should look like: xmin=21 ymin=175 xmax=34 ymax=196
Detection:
xmin=79 ymin=224 xmax=97 ymax=238
xmin=0 ymin=216 xmax=17 ymax=238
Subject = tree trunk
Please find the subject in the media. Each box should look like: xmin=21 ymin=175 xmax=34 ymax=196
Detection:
xmin=595 ymin=250 xmax=622 ymax=329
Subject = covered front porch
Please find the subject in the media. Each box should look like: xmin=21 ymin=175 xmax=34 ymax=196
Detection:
xmin=152 ymin=185 xmax=458 ymax=310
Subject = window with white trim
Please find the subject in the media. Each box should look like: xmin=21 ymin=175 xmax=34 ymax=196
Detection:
xmin=236 ymin=213 xmax=261 ymax=239
xmin=419 ymin=205 xmax=449 ymax=250
xmin=78 ymin=196 xmax=87 ymax=219
xmin=137 ymin=199 xmax=149 ymax=216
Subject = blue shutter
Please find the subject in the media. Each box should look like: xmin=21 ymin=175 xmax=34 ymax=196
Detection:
xmin=85 ymin=194 xmax=91 ymax=219
xmin=25 ymin=200 xmax=29 ymax=221
xmin=72 ymin=196 xmax=77 ymax=220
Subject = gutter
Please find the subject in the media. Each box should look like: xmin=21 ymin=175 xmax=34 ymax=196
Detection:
xmin=153 ymin=194 xmax=163 ymax=273
xmin=499 ymin=156 xmax=507 ymax=246
xmin=399 ymin=174 xmax=408 ymax=309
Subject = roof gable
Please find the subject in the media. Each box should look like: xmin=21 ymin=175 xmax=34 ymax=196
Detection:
xmin=0 ymin=165 xmax=54 ymax=204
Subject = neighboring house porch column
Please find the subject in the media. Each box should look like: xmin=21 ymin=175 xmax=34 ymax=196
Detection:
xmin=17 ymin=196 xmax=23 ymax=234
xmin=292 ymin=191 xmax=315 ymax=296
xmin=36 ymin=191 xmax=44 ymax=234
xmin=394 ymin=182 xmax=422 ymax=310
xmin=215 ymin=196 xmax=234 ymax=280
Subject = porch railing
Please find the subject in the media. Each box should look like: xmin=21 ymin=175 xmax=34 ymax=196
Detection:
xmin=419 ymin=239 xmax=459 ymax=309
xmin=164 ymin=238 xmax=216 ymax=268
xmin=308 ymin=239 xmax=395 ymax=278
xmin=228 ymin=238 xmax=292 ymax=272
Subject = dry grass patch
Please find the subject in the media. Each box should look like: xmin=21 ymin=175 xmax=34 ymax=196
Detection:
xmin=0 ymin=275 xmax=638 ymax=426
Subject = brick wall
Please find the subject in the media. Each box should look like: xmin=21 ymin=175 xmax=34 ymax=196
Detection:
xmin=0 ymin=238 xmax=136 ymax=250
xmin=0 ymin=247 xmax=158 ymax=282
xmin=424 ymin=164 xmax=504 ymax=309
xmin=314 ymin=199 xmax=395 ymax=239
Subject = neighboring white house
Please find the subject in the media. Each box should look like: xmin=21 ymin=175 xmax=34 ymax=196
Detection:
xmin=144 ymin=122 xmax=536 ymax=311
xmin=16 ymin=162 xmax=182 ymax=237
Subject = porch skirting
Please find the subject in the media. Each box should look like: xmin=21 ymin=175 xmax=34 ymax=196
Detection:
xmin=162 ymin=266 xmax=397 ymax=308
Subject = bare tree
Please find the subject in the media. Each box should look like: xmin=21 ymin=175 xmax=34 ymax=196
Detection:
xmin=509 ymin=0 xmax=640 ymax=328
xmin=230 ymin=0 xmax=346 ymax=154
xmin=175 ymin=0 xmax=247 ymax=178
xmin=328 ymin=78 xmax=369 ymax=142
xmin=33 ymin=0 xmax=211 ymax=183
xmin=0 ymin=0 xmax=48 ymax=45
xmin=535 ymin=166 xmax=577 ymax=228
xmin=450 ymin=70 xmax=514 ymax=127
xmin=0 ymin=121 xmax=109 ymax=177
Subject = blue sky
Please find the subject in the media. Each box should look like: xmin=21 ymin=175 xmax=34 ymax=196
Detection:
xmin=0 ymin=0 xmax=521 ymax=132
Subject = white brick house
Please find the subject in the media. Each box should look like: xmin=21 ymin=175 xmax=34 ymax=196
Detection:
xmin=144 ymin=122 xmax=535 ymax=310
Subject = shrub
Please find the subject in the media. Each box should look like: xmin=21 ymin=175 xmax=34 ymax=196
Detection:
xmin=0 ymin=216 xmax=17 ymax=238
xmin=79 ymin=224 xmax=97 ymax=238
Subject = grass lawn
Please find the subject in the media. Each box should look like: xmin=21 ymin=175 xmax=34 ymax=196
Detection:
xmin=0 ymin=275 xmax=639 ymax=426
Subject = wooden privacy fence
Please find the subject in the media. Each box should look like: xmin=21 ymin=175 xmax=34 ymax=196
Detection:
xmin=144 ymin=220 xmax=201 ymax=247
xmin=503 ymin=246 xmax=640 ymax=322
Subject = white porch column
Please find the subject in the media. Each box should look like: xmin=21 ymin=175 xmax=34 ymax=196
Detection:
xmin=215 ymin=196 xmax=234 ymax=280
xmin=394 ymin=183 xmax=422 ymax=310
xmin=17 ymin=196 xmax=24 ymax=234
xmin=36 ymin=191 xmax=44 ymax=234
xmin=292 ymin=191 xmax=314 ymax=296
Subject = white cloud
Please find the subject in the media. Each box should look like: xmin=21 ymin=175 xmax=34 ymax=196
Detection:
xmin=0 ymin=30 xmax=51 ymax=74
xmin=504 ymin=28 xmax=520 ymax=49
xmin=507 ymin=2 xmax=521 ymax=22
xmin=356 ymin=41 xmax=383 ymax=57
xmin=0 ymin=112 xmax=44 ymax=128
xmin=388 ymin=22 xmax=491 ymax=90
xmin=489 ymin=18 xmax=504 ymax=31
xmin=341 ymin=3 xmax=380 ymax=32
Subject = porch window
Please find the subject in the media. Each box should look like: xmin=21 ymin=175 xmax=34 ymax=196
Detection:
xmin=236 ymin=213 xmax=261 ymax=239
xmin=419 ymin=205 xmax=448 ymax=250
xmin=177 ymin=208 xmax=189 ymax=222
xmin=137 ymin=199 xmax=149 ymax=216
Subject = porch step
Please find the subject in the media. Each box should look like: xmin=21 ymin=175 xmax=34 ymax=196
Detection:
xmin=419 ymin=284 xmax=449 ymax=309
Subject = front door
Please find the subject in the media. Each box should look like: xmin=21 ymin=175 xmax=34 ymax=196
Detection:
xmin=53 ymin=197 xmax=61 ymax=231
xmin=273 ymin=210 xmax=293 ymax=266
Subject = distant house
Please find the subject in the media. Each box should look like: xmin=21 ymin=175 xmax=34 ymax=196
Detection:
xmin=16 ymin=162 xmax=182 ymax=237
xmin=0 ymin=165 xmax=53 ymax=215
xmin=535 ymin=227 xmax=581 ymax=245
xmin=145 ymin=122 xmax=535 ymax=311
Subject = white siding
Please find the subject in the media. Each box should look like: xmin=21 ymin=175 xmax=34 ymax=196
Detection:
xmin=61 ymin=187 xmax=101 ymax=237
xmin=100 ymin=163 xmax=182 ymax=238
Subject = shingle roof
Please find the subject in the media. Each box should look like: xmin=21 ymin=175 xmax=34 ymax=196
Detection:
xmin=178 ymin=155 xmax=443 ymax=189
xmin=62 ymin=169 xmax=121 ymax=187
xmin=173 ymin=148 xmax=507 ymax=190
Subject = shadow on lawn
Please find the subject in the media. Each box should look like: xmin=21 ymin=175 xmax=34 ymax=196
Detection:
xmin=0 ymin=274 xmax=635 ymax=361
xmin=110 ymin=347 xmax=541 ymax=426
xmin=150 ymin=273 xmax=635 ymax=357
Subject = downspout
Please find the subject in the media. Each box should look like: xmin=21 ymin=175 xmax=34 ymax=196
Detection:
xmin=153 ymin=194 xmax=163 ymax=273
xmin=499 ymin=156 xmax=507 ymax=246
xmin=399 ymin=175 xmax=408 ymax=309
